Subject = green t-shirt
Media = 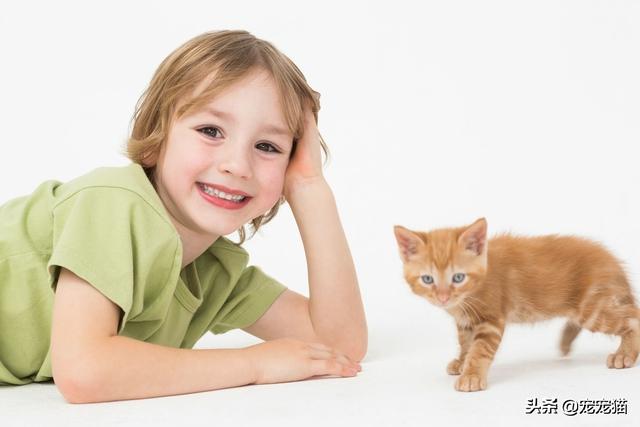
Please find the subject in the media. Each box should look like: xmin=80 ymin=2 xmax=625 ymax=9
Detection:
xmin=0 ymin=164 xmax=286 ymax=385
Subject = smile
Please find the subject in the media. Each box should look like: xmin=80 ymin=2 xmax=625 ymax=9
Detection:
xmin=197 ymin=182 xmax=252 ymax=210
xmin=198 ymin=183 xmax=248 ymax=202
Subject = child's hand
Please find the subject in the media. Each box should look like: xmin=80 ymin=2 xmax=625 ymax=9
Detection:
xmin=245 ymin=338 xmax=361 ymax=384
xmin=283 ymin=109 xmax=324 ymax=200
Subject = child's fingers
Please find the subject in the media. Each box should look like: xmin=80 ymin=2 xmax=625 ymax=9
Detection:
xmin=308 ymin=348 xmax=353 ymax=367
xmin=308 ymin=347 xmax=332 ymax=359
xmin=308 ymin=342 xmax=332 ymax=352
xmin=309 ymin=358 xmax=358 ymax=378
xmin=307 ymin=345 xmax=361 ymax=370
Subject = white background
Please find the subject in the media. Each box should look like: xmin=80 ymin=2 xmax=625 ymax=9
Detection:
xmin=1 ymin=0 xmax=639 ymax=426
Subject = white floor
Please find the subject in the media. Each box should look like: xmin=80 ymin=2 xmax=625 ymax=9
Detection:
xmin=2 ymin=310 xmax=638 ymax=427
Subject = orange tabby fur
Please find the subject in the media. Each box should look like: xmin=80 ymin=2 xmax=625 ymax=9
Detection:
xmin=394 ymin=218 xmax=640 ymax=392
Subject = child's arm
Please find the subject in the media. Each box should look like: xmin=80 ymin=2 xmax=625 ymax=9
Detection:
xmin=51 ymin=268 xmax=359 ymax=403
xmin=243 ymin=110 xmax=368 ymax=362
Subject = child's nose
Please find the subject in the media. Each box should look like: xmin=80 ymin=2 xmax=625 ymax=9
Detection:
xmin=217 ymin=142 xmax=252 ymax=179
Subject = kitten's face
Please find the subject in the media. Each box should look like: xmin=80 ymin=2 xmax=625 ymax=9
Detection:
xmin=394 ymin=218 xmax=488 ymax=309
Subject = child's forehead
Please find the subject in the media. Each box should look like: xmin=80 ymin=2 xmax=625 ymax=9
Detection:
xmin=178 ymin=70 xmax=297 ymax=133
xmin=186 ymin=92 xmax=287 ymax=124
xmin=191 ymin=68 xmax=275 ymax=102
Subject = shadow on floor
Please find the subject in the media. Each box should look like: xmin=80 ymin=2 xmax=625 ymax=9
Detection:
xmin=490 ymin=352 xmax=608 ymax=386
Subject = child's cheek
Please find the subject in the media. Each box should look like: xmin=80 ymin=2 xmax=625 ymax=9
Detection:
xmin=262 ymin=165 xmax=287 ymax=201
xmin=176 ymin=153 xmax=206 ymax=190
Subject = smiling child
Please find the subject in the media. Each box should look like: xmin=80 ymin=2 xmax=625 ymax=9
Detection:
xmin=0 ymin=30 xmax=367 ymax=403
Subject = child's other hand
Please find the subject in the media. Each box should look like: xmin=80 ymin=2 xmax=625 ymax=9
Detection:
xmin=283 ymin=109 xmax=324 ymax=200
xmin=245 ymin=338 xmax=361 ymax=384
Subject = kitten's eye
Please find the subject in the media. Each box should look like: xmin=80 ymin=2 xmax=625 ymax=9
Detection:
xmin=420 ymin=275 xmax=434 ymax=285
xmin=256 ymin=142 xmax=281 ymax=153
xmin=452 ymin=273 xmax=466 ymax=284
xmin=198 ymin=126 xmax=223 ymax=139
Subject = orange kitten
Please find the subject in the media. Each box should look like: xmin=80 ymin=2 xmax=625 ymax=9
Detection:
xmin=394 ymin=218 xmax=640 ymax=392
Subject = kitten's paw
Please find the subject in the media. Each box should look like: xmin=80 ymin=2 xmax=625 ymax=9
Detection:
xmin=454 ymin=373 xmax=487 ymax=392
xmin=446 ymin=359 xmax=463 ymax=375
xmin=559 ymin=343 xmax=572 ymax=357
xmin=606 ymin=352 xmax=638 ymax=369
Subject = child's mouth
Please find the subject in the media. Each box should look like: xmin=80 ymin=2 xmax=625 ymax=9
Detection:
xmin=198 ymin=183 xmax=247 ymax=202
xmin=197 ymin=182 xmax=251 ymax=209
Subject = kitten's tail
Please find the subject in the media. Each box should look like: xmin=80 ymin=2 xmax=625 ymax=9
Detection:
xmin=559 ymin=321 xmax=582 ymax=356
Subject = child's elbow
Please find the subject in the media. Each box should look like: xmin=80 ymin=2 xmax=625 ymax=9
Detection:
xmin=344 ymin=332 xmax=368 ymax=362
xmin=351 ymin=340 xmax=368 ymax=363
xmin=53 ymin=362 xmax=106 ymax=404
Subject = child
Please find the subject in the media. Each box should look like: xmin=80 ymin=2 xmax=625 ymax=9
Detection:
xmin=0 ymin=30 xmax=367 ymax=403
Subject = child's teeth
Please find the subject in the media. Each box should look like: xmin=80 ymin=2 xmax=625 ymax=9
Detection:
xmin=201 ymin=184 xmax=246 ymax=202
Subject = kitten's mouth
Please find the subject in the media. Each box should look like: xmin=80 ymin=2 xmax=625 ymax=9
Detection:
xmin=439 ymin=298 xmax=457 ymax=308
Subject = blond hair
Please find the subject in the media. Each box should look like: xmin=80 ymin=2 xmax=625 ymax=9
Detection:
xmin=125 ymin=30 xmax=326 ymax=243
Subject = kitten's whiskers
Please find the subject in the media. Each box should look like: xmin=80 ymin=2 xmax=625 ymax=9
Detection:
xmin=460 ymin=299 xmax=481 ymax=324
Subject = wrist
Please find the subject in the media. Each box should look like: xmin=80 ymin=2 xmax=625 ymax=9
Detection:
xmin=285 ymin=176 xmax=331 ymax=205
xmin=241 ymin=345 xmax=260 ymax=385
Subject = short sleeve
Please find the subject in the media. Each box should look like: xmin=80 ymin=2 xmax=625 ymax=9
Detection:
xmin=210 ymin=266 xmax=287 ymax=334
xmin=47 ymin=187 xmax=181 ymax=331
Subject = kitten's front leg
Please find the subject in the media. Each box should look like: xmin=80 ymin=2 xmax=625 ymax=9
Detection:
xmin=455 ymin=320 xmax=505 ymax=392
xmin=447 ymin=324 xmax=473 ymax=375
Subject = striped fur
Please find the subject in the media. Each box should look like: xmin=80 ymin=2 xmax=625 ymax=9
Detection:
xmin=394 ymin=218 xmax=640 ymax=392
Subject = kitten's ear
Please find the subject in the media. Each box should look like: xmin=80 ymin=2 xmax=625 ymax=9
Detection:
xmin=458 ymin=218 xmax=487 ymax=256
xmin=394 ymin=225 xmax=425 ymax=262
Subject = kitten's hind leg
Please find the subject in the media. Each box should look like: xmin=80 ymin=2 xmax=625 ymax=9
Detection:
xmin=559 ymin=321 xmax=582 ymax=356
xmin=607 ymin=317 xmax=640 ymax=369
xmin=577 ymin=285 xmax=639 ymax=368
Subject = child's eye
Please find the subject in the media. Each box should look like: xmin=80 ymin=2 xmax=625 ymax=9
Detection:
xmin=256 ymin=142 xmax=281 ymax=153
xmin=197 ymin=126 xmax=223 ymax=139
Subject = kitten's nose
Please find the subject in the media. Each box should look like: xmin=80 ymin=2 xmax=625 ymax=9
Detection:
xmin=437 ymin=293 xmax=450 ymax=304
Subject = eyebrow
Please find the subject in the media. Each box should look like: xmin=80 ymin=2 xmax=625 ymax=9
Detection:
xmin=205 ymin=108 xmax=233 ymax=121
xmin=204 ymin=108 xmax=291 ymax=137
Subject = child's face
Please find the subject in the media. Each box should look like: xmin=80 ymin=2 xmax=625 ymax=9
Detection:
xmin=152 ymin=69 xmax=294 ymax=240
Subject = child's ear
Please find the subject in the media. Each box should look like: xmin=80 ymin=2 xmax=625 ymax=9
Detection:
xmin=458 ymin=218 xmax=487 ymax=256
xmin=141 ymin=150 xmax=159 ymax=168
xmin=394 ymin=225 xmax=425 ymax=262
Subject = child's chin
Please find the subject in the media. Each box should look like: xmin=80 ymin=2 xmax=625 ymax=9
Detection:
xmin=218 ymin=227 xmax=243 ymax=238
xmin=197 ymin=223 xmax=242 ymax=239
